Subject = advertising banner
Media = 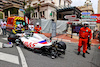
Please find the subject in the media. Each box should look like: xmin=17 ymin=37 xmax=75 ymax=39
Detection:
xmin=64 ymin=15 xmax=76 ymax=19
xmin=92 ymin=14 xmax=100 ymax=23
xmin=72 ymin=25 xmax=82 ymax=33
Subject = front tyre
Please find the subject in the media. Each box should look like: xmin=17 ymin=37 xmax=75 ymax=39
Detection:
xmin=15 ymin=39 xmax=22 ymax=46
xmin=50 ymin=47 xmax=58 ymax=59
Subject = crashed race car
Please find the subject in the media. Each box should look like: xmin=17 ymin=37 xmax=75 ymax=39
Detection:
xmin=8 ymin=30 xmax=66 ymax=59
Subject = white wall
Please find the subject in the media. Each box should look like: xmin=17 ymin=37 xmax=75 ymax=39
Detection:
xmin=25 ymin=0 xmax=72 ymax=20
xmin=25 ymin=0 xmax=72 ymax=8
xmin=18 ymin=10 xmax=24 ymax=17
xmin=48 ymin=6 xmax=56 ymax=20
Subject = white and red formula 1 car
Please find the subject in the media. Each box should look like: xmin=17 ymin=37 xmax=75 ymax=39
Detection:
xmin=8 ymin=30 xmax=66 ymax=59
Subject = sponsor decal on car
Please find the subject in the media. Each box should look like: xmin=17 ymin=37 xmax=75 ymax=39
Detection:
xmin=23 ymin=41 xmax=37 ymax=48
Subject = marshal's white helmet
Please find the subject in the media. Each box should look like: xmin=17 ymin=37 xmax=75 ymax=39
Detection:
xmin=82 ymin=22 xmax=89 ymax=25
xmin=36 ymin=22 xmax=39 ymax=25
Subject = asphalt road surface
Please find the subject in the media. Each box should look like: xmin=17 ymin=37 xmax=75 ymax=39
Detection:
xmin=0 ymin=34 xmax=100 ymax=67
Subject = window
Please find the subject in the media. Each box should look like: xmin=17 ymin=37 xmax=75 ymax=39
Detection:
xmin=36 ymin=12 xmax=37 ymax=17
xmin=34 ymin=13 xmax=35 ymax=17
xmin=59 ymin=0 xmax=61 ymax=5
xmin=53 ymin=12 xmax=55 ymax=17
xmin=43 ymin=11 xmax=45 ymax=16
xmin=33 ymin=12 xmax=37 ymax=18
xmin=68 ymin=4 xmax=69 ymax=7
xmin=51 ymin=11 xmax=55 ymax=17
xmin=64 ymin=1 xmax=66 ymax=6
xmin=51 ymin=0 xmax=53 ymax=1
xmin=59 ymin=14 xmax=61 ymax=18
xmin=39 ymin=11 xmax=45 ymax=18
xmin=40 ymin=12 xmax=42 ymax=17
xmin=16 ymin=20 xmax=26 ymax=26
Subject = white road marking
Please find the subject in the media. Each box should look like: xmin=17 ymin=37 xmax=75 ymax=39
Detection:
xmin=0 ymin=42 xmax=3 ymax=48
xmin=2 ymin=38 xmax=7 ymax=41
xmin=0 ymin=27 xmax=2 ymax=35
xmin=6 ymin=34 xmax=9 ymax=37
xmin=16 ymin=46 xmax=28 ymax=67
xmin=0 ymin=52 xmax=19 ymax=65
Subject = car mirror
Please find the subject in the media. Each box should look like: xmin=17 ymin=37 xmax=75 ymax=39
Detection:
xmin=50 ymin=37 xmax=52 ymax=41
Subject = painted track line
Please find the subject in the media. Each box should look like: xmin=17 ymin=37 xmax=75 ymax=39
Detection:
xmin=2 ymin=38 xmax=7 ymax=41
xmin=16 ymin=46 xmax=28 ymax=67
xmin=0 ymin=52 xmax=19 ymax=65
xmin=0 ymin=42 xmax=3 ymax=48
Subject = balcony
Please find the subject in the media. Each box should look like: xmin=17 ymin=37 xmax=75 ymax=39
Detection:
xmin=0 ymin=8 xmax=3 ymax=11
xmin=65 ymin=0 xmax=72 ymax=4
xmin=25 ymin=0 xmax=56 ymax=9
xmin=57 ymin=5 xmax=70 ymax=10
xmin=32 ymin=0 xmax=55 ymax=6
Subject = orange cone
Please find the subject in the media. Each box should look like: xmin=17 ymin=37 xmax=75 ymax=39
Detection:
xmin=98 ymin=46 xmax=100 ymax=49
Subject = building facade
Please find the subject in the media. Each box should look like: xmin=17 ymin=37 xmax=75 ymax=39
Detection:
xmin=25 ymin=0 xmax=72 ymax=21
xmin=0 ymin=0 xmax=24 ymax=19
xmin=77 ymin=0 xmax=94 ymax=14
xmin=57 ymin=7 xmax=81 ymax=20
xmin=98 ymin=0 xmax=100 ymax=13
xmin=78 ymin=0 xmax=98 ymax=32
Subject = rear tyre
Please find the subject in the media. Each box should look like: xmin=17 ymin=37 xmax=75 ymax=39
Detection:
xmin=8 ymin=37 xmax=12 ymax=42
xmin=8 ymin=34 xmax=16 ymax=43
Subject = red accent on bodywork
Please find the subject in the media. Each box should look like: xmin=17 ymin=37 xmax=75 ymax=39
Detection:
xmin=40 ymin=42 xmax=48 ymax=44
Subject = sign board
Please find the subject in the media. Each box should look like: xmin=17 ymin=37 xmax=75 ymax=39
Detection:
xmin=64 ymin=15 xmax=76 ymax=19
xmin=19 ymin=9 xmax=24 ymax=11
xmin=81 ymin=16 xmax=97 ymax=18
xmin=89 ymin=25 xmax=96 ymax=26
xmin=81 ymin=19 xmax=97 ymax=22
xmin=82 ymin=22 xmax=96 ymax=26
xmin=89 ymin=22 xmax=96 ymax=26
xmin=92 ymin=14 xmax=100 ymax=23
xmin=81 ymin=12 xmax=90 ymax=15
xmin=69 ymin=19 xmax=80 ymax=22
xmin=81 ymin=19 xmax=90 ymax=21
xmin=90 ymin=19 xmax=97 ymax=21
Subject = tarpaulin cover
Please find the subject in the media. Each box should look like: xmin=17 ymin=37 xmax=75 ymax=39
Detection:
xmin=56 ymin=20 xmax=68 ymax=34
xmin=41 ymin=19 xmax=68 ymax=34
xmin=41 ymin=19 xmax=52 ymax=33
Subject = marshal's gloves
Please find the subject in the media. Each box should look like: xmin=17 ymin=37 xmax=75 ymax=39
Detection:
xmin=89 ymin=39 xmax=91 ymax=45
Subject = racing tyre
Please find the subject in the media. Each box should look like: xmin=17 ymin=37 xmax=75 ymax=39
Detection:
xmin=15 ymin=39 xmax=22 ymax=46
xmin=8 ymin=34 xmax=16 ymax=43
xmin=8 ymin=36 xmax=12 ymax=42
xmin=50 ymin=47 xmax=58 ymax=59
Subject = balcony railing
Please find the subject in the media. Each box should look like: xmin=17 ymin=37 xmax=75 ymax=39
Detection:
xmin=65 ymin=0 xmax=72 ymax=4
xmin=57 ymin=5 xmax=71 ymax=10
xmin=32 ymin=0 xmax=55 ymax=6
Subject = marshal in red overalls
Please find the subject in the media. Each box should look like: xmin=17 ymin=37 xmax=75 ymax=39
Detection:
xmin=78 ymin=27 xmax=92 ymax=54
xmin=34 ymin=25 xmax=41 ymax=33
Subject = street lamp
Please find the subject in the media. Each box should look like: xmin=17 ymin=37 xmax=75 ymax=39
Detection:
xmin=26 ymin=0 xmax=32 ymax=19
xmin=37 ymin=2 xmax=41 ymax=19
xmin=23 ymin=0 xmax=26 ymax=18
xmin=29 ymin=0 xmax=31 ymax=19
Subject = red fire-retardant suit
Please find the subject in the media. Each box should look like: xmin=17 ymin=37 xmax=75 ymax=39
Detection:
xmin=34 ymin=25 xmax=41 ymax=33
xmin=78 ymin=27 xmax=92 ymax=53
